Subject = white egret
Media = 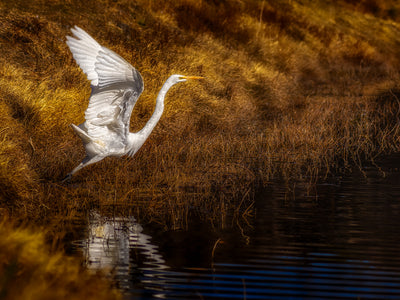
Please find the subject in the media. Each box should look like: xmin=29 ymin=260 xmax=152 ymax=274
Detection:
xmin=63 ymin=26 xmax=202 ymax=181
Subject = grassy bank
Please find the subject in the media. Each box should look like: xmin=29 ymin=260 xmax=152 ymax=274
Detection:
xmin=1 ymin=0 xmax=400 ymax=222
xmin=0 ymin=220 xmax=121 ymax=300
xmin=0 ymin=0 xmax=400 ymax=219
xmin=1 ymin=0 xmax=400 ymax=297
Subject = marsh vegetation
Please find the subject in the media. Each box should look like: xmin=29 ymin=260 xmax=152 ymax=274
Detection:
xmin=1 ymin=0 xmax=400 ymax=298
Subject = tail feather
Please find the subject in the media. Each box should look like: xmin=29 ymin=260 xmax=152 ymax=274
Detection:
xmin=70 ymin=124 xmax=92 ymax=144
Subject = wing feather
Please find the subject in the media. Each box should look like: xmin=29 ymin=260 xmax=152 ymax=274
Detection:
xmin=66 ymin=26 xmax=102 ymax=86
xmin=66 ymin=26 xmax=144 ymax=141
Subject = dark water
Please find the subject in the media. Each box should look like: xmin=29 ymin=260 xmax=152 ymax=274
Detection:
xmin=73 ymin=154 xmax=400 ymax=299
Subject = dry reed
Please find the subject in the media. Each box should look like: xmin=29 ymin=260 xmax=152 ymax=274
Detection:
xmin=0 ymin=0 xmax=399 ymax=281
xmin=0 ymin=219 xmax=121 ymax=300
xmin=0 ymin=0 xmax=399 ymax=222
xmin=1 ymin=0 xmax=400 ymax=296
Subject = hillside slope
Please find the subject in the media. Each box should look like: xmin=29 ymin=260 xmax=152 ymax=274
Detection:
xmin=0 ymin=0 xmax=400 ymax=225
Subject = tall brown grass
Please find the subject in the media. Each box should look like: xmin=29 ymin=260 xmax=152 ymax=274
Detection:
xmin=0 ymin=220 xmax=121 ymax=300
xmin=0 ymin=0 xmax=399 ymax=243
xmin=2 ymin=0 xmax=400 ymax=296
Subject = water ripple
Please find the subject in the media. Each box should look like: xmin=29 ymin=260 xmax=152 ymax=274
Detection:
xmin=71 ymin=154 xmax=400 ymax=299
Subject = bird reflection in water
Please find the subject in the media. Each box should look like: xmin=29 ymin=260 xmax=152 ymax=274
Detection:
xmin=80 ymin=212 xmax=168 ymax=294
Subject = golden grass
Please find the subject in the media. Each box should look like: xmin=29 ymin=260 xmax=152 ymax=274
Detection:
xmin=0 ymin=0 xmax=400 ymax=226
xmin=0 ymin=220 xmax=121 ymax=300
xmin=2 ymin=0 xmax=400 ymax=296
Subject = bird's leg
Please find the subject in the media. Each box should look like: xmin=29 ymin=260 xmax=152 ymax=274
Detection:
xmin=61 ymin=173 xmax=72 ymax=183
xmin=61 ymin=162 xmax=84 ymax=183
xmin=61 ymin=155 xmax=105 ymax=182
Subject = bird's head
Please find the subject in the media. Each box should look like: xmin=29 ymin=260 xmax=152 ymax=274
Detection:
xmin=169 ymin=74 xmax=204 ymax=84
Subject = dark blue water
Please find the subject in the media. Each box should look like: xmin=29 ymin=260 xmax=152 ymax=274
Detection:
xmin=73 ymin=154 xmax=400 ymax=299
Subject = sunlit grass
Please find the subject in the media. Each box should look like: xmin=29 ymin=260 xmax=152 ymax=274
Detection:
xmin=0 ymin=0 xmax=400 ymax=236
xmin=0 ymin=221 xmax=121 ymax=300
xmin=2 ymin=0 xmax=400 ymax=296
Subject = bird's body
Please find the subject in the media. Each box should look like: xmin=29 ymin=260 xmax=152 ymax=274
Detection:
xmin=63 ymin=26 xmax=201 ymax=180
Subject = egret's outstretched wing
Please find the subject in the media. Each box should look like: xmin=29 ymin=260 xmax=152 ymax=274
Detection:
xmin=66 ymin=26 xmax=102 ymax=86
xmin=66 ymin=26 xmax=144 ymax=139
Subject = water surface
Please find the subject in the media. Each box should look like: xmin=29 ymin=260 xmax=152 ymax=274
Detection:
xmin=72 ymin=154 xmax=400 ymax=299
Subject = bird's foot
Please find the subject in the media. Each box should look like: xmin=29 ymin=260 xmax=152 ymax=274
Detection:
xmin=61 ymin=173 xmax=72 ymax=183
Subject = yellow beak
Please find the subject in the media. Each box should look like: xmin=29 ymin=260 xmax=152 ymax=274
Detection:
xmin=182 ymin=76 xmax=205 ymax=80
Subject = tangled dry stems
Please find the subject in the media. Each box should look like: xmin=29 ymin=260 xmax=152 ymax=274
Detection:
xmin=2 ymin=0 xmax=400 ymax=298
xmin=0 ymin=0 xmax=400 ymax=231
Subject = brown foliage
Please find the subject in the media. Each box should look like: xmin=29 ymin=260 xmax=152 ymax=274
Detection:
xmin=0 ymin=221 xmax=121 ymax=300
xmin=1 ymin=0 xmax=400 ymax=296
xmin=0 ymin=0 xmax=399 ymax=225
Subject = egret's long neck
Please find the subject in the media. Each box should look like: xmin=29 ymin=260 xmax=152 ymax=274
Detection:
xmin=138 ymin=78 xmax=176 ymax=138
